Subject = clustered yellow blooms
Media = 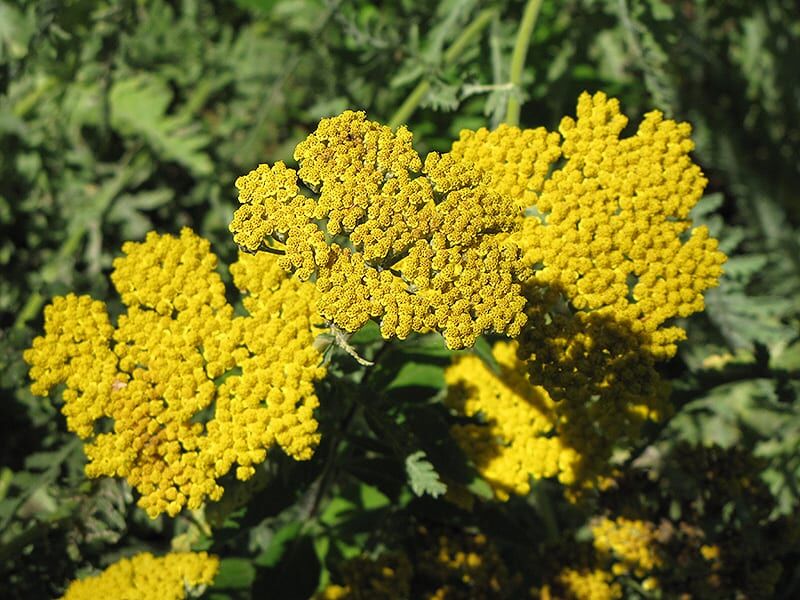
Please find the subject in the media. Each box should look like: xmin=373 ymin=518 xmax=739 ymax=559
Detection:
xmin=419 ymin=531 xmax=513 ymax=599
xmin=540 ymin=568 xmax=622 ymax=600
xmin=591 ymin=517 xmax=662 ymax=589
xmin=450 ymin=123 xmax=561 ymax=211
xmin=452 ymin=90 xmax=726 ymax=360
xmin=25 ymin=228 xmax=325 ymax=517
xmin=445 ymin=339 xmax=664 ymax=497
xmin=230 ymin=110 xmax=527 ymax=350
xmin=538 ymin=517 xmax=662 ymax=599
xmin=61 ymin=551 xmax=218 ymax=600
xmin=443 ymin=91 xmax=724 ymax=498
xmin=445 ymin=341 xmax=578 ymax=497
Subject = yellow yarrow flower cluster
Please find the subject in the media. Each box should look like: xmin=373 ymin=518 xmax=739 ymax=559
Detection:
xmin=545 ymin=567 xmax=622 ymax=600
xmin=591 ymin=517 xmax=663 ymax=582
xmin=445 ymin=339 xmax=665 ymax=498
xmin=443 ymin=92 xmax=721 ymax=498
xmin=540 ymin=517 xmax=661 ymax=598
xmin=451 ymin=91 xmax=726 ymax=360
xmin=61 ymin=551 xmax=218 ymax=600
xmin=445 ymin=341 xmax=576 ymax=498
xmin=25 ymin=228 xmax=325 ymax=518
xmin=230 ymin=110 xmax=527 ymax=350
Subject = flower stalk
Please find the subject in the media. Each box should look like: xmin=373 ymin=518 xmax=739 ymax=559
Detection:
xmin=505 ymin=0 xmax=544 ymax=127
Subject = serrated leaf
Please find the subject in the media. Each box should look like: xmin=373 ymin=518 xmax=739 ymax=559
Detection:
xmin=690 ymin=193 xmax=725 ymax=220
xmin=405 ymin=451 xmax=447 ymax=498
xmin=389 ymin=63 xmax=426 ymax=89
xmin=422 ymin=81 xmax=461 ymax=112
xmin=722 ymin=255 xmax=771 ymax=281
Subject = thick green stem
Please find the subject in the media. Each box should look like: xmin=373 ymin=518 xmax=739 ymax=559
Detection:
xmin=504 ymin=0 xmax=544 ymax=127
xmin=388 ymin=8 xmax=497 ymax=129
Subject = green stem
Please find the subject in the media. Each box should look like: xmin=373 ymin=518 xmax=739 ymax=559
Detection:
xmin=533 ymin=482 xmax=559 ymax=541
xmin=388 ymin=8 xmax=497 ymax=129
xmin=504 ymin=0 xmax=544 ymax=127
xmin=305 ymin=340 xmax=390 ymax=521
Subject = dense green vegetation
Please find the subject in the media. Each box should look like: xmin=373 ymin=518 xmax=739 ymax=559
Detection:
xmin=1 ymin=1 xmax=798 ymax=598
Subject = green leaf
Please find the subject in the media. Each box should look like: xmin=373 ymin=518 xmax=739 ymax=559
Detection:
xmin=387 ymin=362 xmax=445 ymax=390
xmin=255 ymin=522 xmax=302 ymax=568
xmin=648 ymin=0 xmax=675 ymax=20
xmin=771 ymin=340 xmax=800 ymax=372
xmin=348 ymin=320 xmax=382 ymax=345
xmin=0 ymin=3 xmax=33 ymax=61
xmin=405 ymin=451 xmax=447 ymax=498
xmin=109 ymin=74 xmax=212 ymax=176
xmin=472 ymin=336 xmax=500 ymax=374
xmin=467 ymin=476 xmax=494 ymax=500
xmin=211 ymin=558 xmax=255 ymax=590
xmin=252 ymin=534 xmax=319 ymax=599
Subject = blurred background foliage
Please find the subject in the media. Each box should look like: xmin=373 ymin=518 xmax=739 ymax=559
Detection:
xmin=0 ymin=0 xmax=798 ymax=598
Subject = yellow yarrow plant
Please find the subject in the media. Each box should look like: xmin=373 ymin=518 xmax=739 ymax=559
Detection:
xmin=442 ymin=91 xmax=725 ymax=500
xmin=444 ymin=339 xmax=664 ymax=498
xmin=25 ymin=228 xmax=326 ymax=518
xmin=60 ymin=551 xmax=218 ymax=600
xmin=592 ymin=516 xmax=663 ymax=581
xmin=451 ymin=91 xmax=726 ymax=360
xmin=24 ymin=92 xmax=726 ymax=528
xmin=230 ymin=110 xmax=528 ymax=350
xmin=546 ymin=567 xmax=622 ymax=600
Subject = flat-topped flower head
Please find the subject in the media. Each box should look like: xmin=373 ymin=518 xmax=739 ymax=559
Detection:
xmin=553 ymin=568 xmax=622 ymax=600
xmin=541 ymin=516 xmax=663 ymax=598
xmin=592 ymin=517 xmax=663 ymax=579
xmin=24 ymin=228 xmax=326 ymax=518
xmin=450 ymin=91 xmax=726 ymax=360
xmin=61 ymin=551 xmax=218 ymax=600
xmin=445 ymin=339 xmax=665 ymax=498
xmin=444 ymin=94 xmax=724 ymax=501
xmin=230 ymin=110 xmax=527 ymax=349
